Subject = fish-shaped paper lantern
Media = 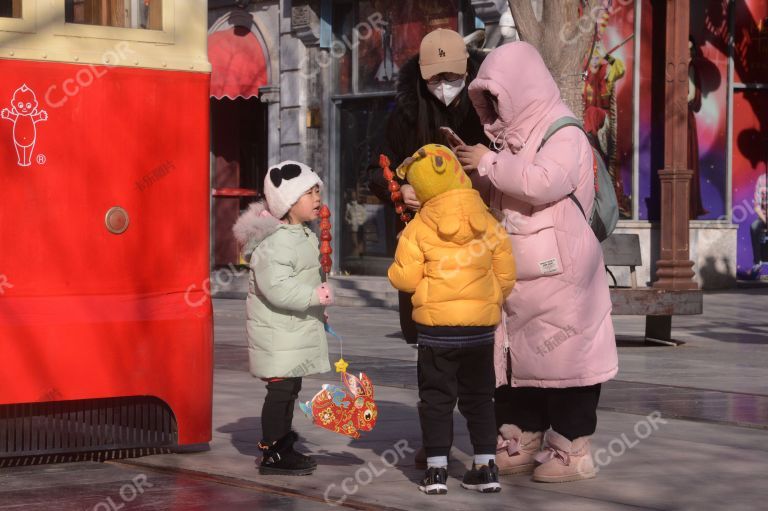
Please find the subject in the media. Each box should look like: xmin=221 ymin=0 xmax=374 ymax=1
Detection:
xmin=299 ymin=371 xmax=378 ymax=439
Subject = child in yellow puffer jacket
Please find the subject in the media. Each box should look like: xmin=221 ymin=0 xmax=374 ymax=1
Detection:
xmin=388 ymin=144 xmax=516 ymax=495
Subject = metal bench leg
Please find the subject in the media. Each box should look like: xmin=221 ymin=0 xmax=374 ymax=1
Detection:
xmin=645 ymin=316 xmax=684 ymax=346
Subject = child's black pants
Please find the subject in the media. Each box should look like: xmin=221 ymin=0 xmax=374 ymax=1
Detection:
xmin=417 ymin=344 xmax=497 ymax=458
xmin=261 ymin=377 xmax=302 ymax=443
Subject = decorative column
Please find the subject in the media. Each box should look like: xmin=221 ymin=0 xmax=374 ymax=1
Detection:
xmin=259 ymin=85 xmax=281 ymax=167
xmin=278 ymin=0 xmax=319 ymax=163
xmin=653 ymin=0 xmax=697 ymax=290
xmin=290 ymin=1 xmax=324 ymax=181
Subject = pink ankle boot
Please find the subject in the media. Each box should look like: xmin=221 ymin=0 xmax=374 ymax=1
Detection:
xmin=532 ymin=430 xmax=596 ymax=483
xmin=496 ymin=424 xmax=543 ymax=475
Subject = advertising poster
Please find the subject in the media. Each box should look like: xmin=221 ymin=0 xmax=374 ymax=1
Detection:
xmin=638 ymin=0 xmax=730 ymax=221
xmin=637 ymin=0 xmax=654 ymax=220
xmin=583 ymin=0 xmax=636 ymax=219
xmin=730 ymin=0 xmax=768 ymax=277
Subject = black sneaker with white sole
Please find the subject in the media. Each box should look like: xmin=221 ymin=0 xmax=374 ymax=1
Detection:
xmin=461 ymin=460 xmax=501 ymax=493
xmin=418 ymin=466 xmax=448 ymax=495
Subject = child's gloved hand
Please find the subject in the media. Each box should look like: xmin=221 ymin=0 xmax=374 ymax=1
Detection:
xmin=316 ymin=283 xmax=334 ymax=306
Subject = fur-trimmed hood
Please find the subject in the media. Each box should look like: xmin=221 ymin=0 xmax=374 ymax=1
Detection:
xmin=232 ymin=201 xmax=282 ymax=262
xmin=369 ymin=49 xmax=488 ymax=203
xmin=394 ymin=49 xmax=486 ymax=125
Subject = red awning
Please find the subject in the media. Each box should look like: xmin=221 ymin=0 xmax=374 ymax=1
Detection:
xmin=208 ymin=26 xmax=268 ymax=99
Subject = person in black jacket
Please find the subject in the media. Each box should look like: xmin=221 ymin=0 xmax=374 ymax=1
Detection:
xmin=370 ymin=28 xmax=488 ymax=346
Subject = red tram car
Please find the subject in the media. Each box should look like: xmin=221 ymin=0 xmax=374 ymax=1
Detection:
xmin=0 ymin=0 xmax=213 ymax=458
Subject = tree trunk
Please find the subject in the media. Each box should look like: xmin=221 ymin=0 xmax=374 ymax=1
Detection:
xmin=508 ymin=0 xmax=601 ymax=120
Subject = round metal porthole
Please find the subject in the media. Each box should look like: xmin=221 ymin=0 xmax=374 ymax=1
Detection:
xmin=105 ymin=206 xmax=130 ymax=235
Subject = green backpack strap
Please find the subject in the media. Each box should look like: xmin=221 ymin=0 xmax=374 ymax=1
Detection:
xmin=536 ymin=116 xmax=620 ymax=241
xmin=536 ymin=117 xmax=585 ymax=152
xmin=536 ymin=116 xmax=590 ymax=221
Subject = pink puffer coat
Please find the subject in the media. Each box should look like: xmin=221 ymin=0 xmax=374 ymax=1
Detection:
xmin=467 ymin=42 xmax=618 ymax=388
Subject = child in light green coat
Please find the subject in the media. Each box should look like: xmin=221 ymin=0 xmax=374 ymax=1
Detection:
xmin=233 ymin=160 xmax=333 ymax=476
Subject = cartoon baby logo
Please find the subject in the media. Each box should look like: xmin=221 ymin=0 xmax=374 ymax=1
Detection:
xmin=1 ymin=84 xmax=48 ymax=167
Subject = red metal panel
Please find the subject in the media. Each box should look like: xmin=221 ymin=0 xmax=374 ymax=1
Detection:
xmin=0 ymin=60 xmax=213 ymax=445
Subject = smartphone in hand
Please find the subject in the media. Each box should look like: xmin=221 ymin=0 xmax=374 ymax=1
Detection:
xmin=439 ymin=126 xmax=466 ymax=149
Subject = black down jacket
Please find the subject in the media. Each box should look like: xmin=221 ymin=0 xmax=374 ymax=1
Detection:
xmin=369 ymin=50 xmax=488 ymax=202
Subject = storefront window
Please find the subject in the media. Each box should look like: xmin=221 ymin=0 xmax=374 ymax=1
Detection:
xmin=333 ymin=0 xmax=460 ymax=95
xmin=338 ymin=97 xmax=397 ymax=274
xmin=581 ymin=0 xmax=636 ymax=220
xmin=65 ymin=0 xmax=162 ymax=30
xmin=332 ymin=0 xmax=474 ymax=274
xmin=0 ymin=0 xmax=21 ymax=18
xmin=729 ymin=0 xmax=768 ymax=277
xmin=332 ymin=1 xmax=354 ymax=95
xmin=210 ymin=98 xmax=268 ymax=267
xmin=640 ymin=0 xmax=734 ymax=222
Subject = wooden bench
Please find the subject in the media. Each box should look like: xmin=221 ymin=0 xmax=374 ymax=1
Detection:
xmin=602 ymin=234 xmax=703 ymax=345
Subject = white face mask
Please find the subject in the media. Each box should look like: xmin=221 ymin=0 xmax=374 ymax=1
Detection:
xmin=427 ymin=77 xmax=466 ymax=107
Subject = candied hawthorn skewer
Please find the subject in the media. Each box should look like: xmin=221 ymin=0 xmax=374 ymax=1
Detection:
xmin=379 ymin=154 xmax=412 ymax=223
xmin=319 ymin=205 xmax=333 ymax=274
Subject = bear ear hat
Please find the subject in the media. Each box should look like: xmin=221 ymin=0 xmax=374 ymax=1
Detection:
xmin=269 ymin=163 xmax=303 ymax=187
xmin=396 ymin=157 xmax=416 ymax=180
xmin=263 ymin=160 xmax=322 ymax=219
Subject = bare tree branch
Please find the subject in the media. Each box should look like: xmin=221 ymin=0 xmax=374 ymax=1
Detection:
xmin=505 ymin=0 xmax=605 ymax=119
xmin=581 ymin=0 xmax=603 ymax=59
xmin=508 ymin=0 xmax=542 ymax=47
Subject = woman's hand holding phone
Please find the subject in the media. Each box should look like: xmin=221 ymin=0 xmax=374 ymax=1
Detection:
xmin=439 ymin=126 xmax=465 ymax=149
xmin=456 ymin=144 xmax=492 ymax=174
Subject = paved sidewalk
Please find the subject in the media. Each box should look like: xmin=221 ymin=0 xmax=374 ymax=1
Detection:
xmin=122 ymin=289 xmax=768 ymax=510
xmin=0 ymin=462 xmax=331 ymax=511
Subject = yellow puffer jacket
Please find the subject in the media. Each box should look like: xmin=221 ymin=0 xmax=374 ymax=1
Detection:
xmin=388 ymin=188 xmax=516 ymax=327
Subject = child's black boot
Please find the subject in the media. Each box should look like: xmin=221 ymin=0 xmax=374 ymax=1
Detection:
xmin=258 ymin=431 xmax=316 ymax=476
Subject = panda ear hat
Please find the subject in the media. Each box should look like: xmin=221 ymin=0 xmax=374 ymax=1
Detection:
xmin=263 ymin=161 xmax=323 ymax=219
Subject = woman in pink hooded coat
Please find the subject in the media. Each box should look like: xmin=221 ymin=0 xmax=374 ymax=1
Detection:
xmin=456 ymin=42 xmax=618 ymax=483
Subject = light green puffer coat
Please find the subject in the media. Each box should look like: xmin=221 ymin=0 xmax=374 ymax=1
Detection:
xmin=233 ymin=202 xmax=330 ymax=379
